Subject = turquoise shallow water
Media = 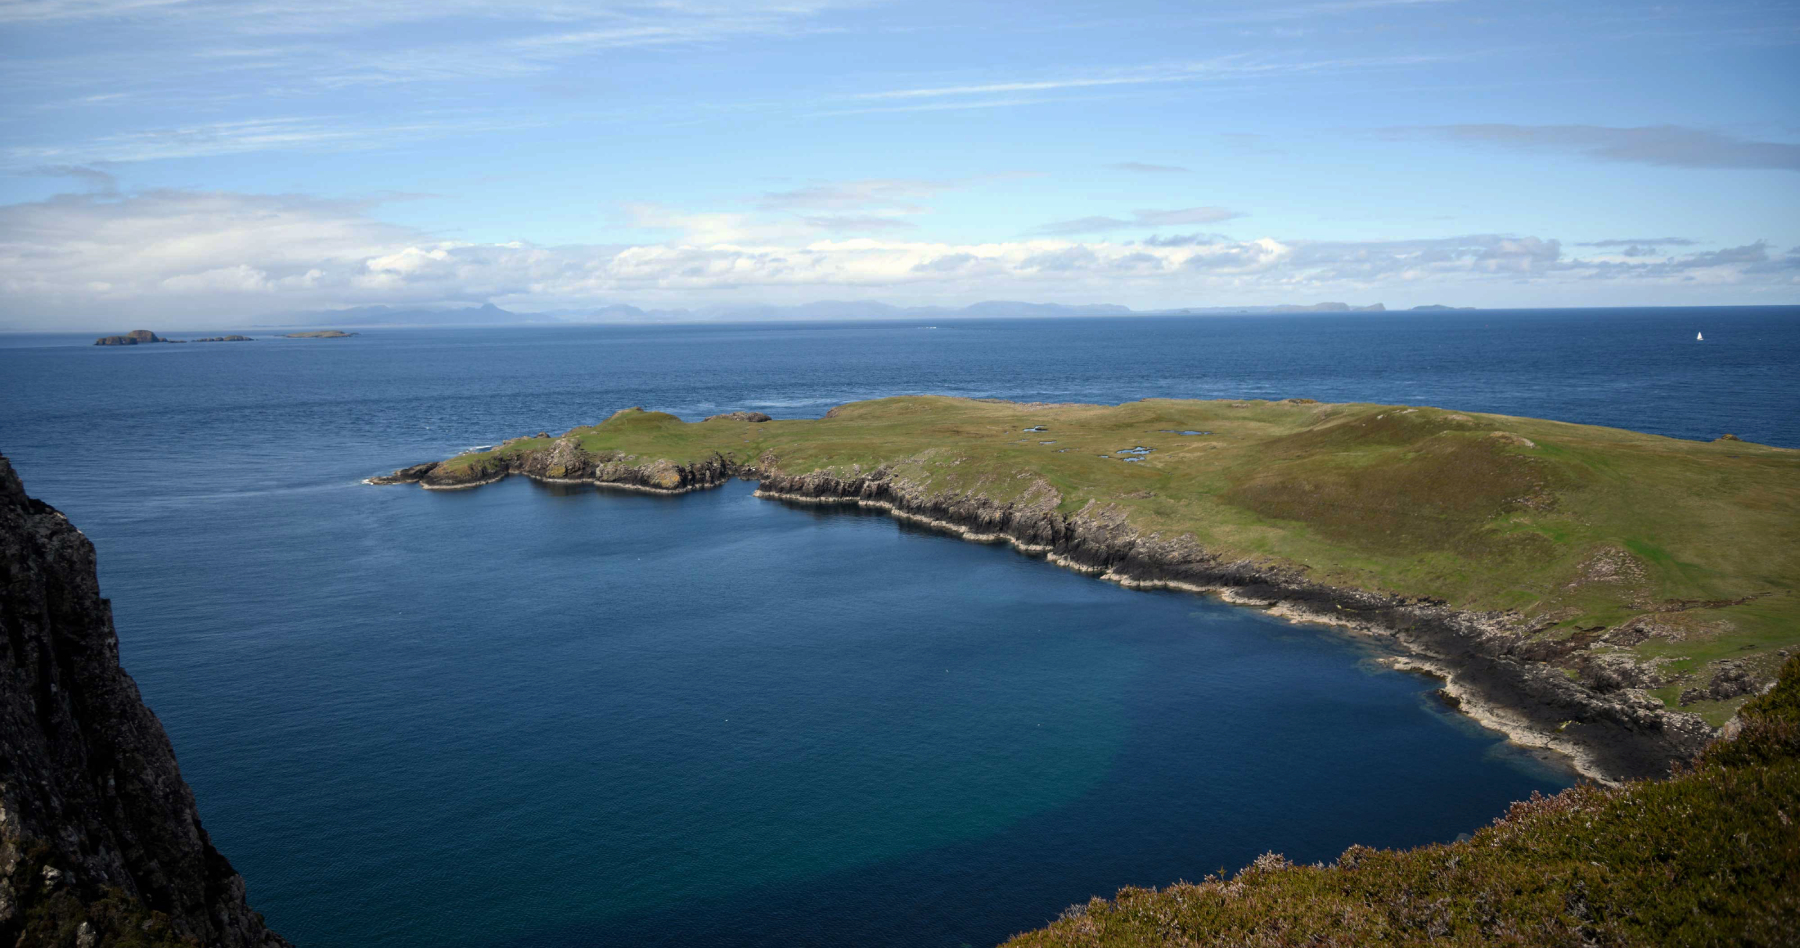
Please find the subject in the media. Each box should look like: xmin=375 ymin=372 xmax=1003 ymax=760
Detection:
xmin=2 ymin=308 xmax=1794 ymax=946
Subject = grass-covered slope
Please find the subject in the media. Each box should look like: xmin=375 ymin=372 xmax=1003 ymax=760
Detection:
xmin=399 ymin=396 xmax=1798 ymax=723
xmin=1002 ymin=654 xmax=1800 ymax=948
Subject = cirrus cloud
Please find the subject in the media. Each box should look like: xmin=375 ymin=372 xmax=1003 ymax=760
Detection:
xmin=1029 ymin=206 xmax=1244 ymax=236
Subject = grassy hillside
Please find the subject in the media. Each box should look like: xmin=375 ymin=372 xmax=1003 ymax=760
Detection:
xmin=1001 ymin=654 xmax=1800 ymax=948
xmin=429 ymin=396 xmax=1800 ymax=723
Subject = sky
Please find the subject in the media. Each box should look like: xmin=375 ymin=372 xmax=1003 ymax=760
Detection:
xmin=1 ymin=0 xmax=1798 ymax=327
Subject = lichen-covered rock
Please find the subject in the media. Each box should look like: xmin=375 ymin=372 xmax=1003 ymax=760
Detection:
xmin=703 ymin=411 xmax=772 ymax=423
xmin=1682 ymin=659 xmax=1761 ymax=705
xmin=0 ymin=455 xmax=288 ymax=947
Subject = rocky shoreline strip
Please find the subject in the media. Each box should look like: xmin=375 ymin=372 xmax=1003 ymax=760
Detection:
xmin=370 ymin=442 xmax=1717 ymax=784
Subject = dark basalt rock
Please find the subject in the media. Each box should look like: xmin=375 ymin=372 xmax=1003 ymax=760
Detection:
xmin=368 ymin=461 xmax=441 ymax=485
xmin=0 ymin=455 xmax=288 ymax=946
xmin=703 ymin=411 xmax=773 ymax=423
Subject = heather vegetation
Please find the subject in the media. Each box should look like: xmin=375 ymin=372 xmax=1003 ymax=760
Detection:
xmin=426 ymin=396 xmax=1800 ymax=723
xmin=1002 ymin=655 xmax=1800 ymax=948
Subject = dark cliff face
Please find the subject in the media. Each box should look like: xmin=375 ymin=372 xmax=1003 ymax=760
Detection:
xmin=0 ymin=456 xmax=287 ymax=948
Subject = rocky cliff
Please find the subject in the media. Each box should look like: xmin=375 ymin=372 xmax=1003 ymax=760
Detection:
xmin=0 ymin=456 xmax=287 ymax=948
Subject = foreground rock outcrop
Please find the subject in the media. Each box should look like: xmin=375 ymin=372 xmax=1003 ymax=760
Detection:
xmin=0 ymin=455 xmax=287 ymax=947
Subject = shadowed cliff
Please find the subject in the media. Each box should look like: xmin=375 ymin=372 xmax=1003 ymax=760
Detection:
xmin=0 ymin=455 xmax=287 ymax=947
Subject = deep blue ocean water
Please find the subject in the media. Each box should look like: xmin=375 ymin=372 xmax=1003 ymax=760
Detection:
xmin=1 ymin=306 xmax=1795 ymax=947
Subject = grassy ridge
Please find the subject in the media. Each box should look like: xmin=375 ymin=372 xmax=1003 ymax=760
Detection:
xmin=434 ymin=396 xmax=1800 ymax=722
xmin=999 ymin=655 xmax=1800 ymax=948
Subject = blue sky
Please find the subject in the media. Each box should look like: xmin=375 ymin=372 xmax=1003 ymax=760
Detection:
xmin=2 ymin=0 xmax=1797 ymax=325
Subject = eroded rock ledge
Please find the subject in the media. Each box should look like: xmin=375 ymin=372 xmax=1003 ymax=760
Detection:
xmin=371 ymin=435 xmax=1716 ymax=784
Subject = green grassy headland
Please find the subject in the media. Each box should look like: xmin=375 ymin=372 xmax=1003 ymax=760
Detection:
xmin=428 ymin=396 xmax=1798 ymax=723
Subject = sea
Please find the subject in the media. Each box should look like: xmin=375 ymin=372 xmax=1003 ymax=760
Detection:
xmin=1 ymin=306 xmax=1795 ymax=948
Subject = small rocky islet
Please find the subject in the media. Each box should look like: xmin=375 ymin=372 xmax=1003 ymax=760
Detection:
xmin=93 ymin=328 xmax=358 ymax=345
xmin=93 ymin=329 xmax=254 ymax=344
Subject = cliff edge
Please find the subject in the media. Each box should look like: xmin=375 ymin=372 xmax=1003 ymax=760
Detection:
xmin=0 ymin=456 xmax=287 ymax=947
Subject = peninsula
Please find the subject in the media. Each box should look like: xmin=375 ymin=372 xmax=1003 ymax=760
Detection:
xmin=374 ymin=396 xmax=1799 ymax=782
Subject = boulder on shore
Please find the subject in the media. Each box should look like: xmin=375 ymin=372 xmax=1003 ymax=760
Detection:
xmin=704 ymin=411 xmax=773 ymax=423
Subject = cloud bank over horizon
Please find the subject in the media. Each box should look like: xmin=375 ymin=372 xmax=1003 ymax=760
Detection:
xmin=3 ymin=184 xmax=1794 ymax=326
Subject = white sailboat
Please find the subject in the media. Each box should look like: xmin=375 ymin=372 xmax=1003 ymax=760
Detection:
xmin=1697 ymin=331 xmax=1704 ymax=341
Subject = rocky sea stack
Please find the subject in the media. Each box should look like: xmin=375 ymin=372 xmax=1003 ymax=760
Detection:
xmin=0 ymin=456 xmax=287 ymax=947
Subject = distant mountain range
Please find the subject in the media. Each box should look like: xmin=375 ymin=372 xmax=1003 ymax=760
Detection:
xmin=259 ymin=298 xmax=1474 ymax=328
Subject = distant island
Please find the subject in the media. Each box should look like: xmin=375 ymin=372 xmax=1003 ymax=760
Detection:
xmin=93 ymin=329 xmax=169 ymax=346
xmin=93 ymin=330 xmax=253 ymax=345
xmin=282 ymin=330 xmax=358 ymax=338
xmin=372 ymin=395 xmax=1795 ymax=785
xmin=1411 ymin=303 xmax=1478 ymax=311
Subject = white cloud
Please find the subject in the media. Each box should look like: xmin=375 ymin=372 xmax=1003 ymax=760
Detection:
xmin=846 ymin=54 xmax=1452 ymax=103
xmin=5 ymin=114 xmax=544 ymax=166
xmin=2 ymin=188 xmax=1793 ymax=325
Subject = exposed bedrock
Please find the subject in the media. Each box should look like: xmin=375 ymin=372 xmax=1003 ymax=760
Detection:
xmin=0 ymin=455 xmax=288 ymax=947
xmin=371 ymin=438 xmax=741 ymax=493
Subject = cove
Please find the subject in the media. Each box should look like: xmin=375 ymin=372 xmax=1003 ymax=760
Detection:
xmin=141 ymin=474 xmax=1569 ymax=947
